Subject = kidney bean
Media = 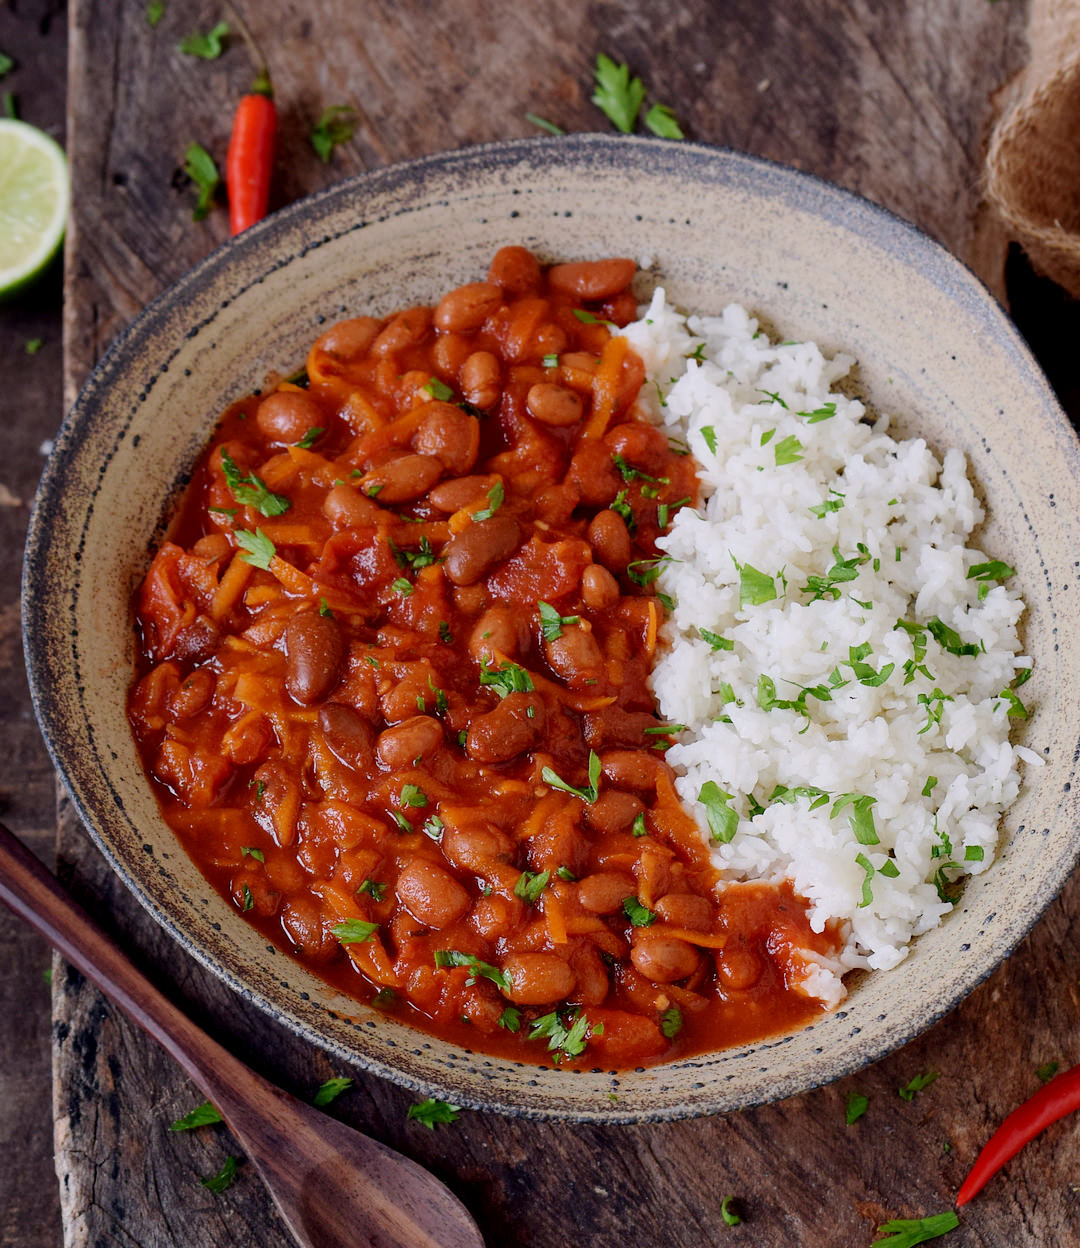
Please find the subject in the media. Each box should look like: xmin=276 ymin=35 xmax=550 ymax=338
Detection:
xmin=313 ymin=315 xmax=381 ymax=362
xmin=630 ymin=931 xmax=700 ymax=983
xmin=395 ymin=859 xmax=471 ymax=929
xmin=487 ymin=245 xmax=542 ymax=295
xmin=442 ymin=824 xmax=514 ymax=874
xmin=466 ymin=692 xmax=545 ymax=763
xmin=544 ymin=626 xmax=603 ymax=687
xmin=427 ymin=474 xmax=498 ymax=514
xmin=371 ymin=305 xmax=432 ymax=357
xmin=280 ymin=896 xmax=338 ymax=963
xmin=547 ymin=257 xmax=636 ymax=300
xmin=567 ymin=438 xmax=622 ymax=507
xmin=578 ymin=871 xmax=638 ymax=915
xmin=587 ymin=509 xmax=631 ymax=571
xmin=460 ymin=351 xmax=501 ymax=409
xmin=442 ymin=514 xmax=520 ymax=586
xmin=655 ymin=893 xmax=714 ymax=932
xmin=584 ymin=705 xmax=663 ymax=750
xmin=256 ymin=391 xmax=326 ymax=445
xmin=284 ymin=612 xmax=345 ymax=705
xmin=323 ymin=483 xmax=384 ymax=528
xmin=600 ymin=749 xmax=666 ymax=795
xmin=532 ymin=323 xmax=568 ymax=359
xmin=434 ymin=281 xmax=503 ymax=332
xmin=503 ymin=953 xmax=576 ymax=1005
xmin=166 ymin=667 xmax=215 ymax=720
xmin=361 ymin=453 xmax=443 ymax=503
xmin=375 ymin=715 xmax=443 ymax=769
xmin=412 ymin=403 xmax=479 ymax=474
xmin=468 ymin=605 xmax=529 ymax=663
xmin=581 ymin=564 xmax=620 ymax=610
xmin=716 ymin=945 xmax=764 ymax=990
xmin=431 ymin=331 xmax=472 ymax=379
xmin=223 ymin=713 xmax=272 ymax=765
xmin=583 ymin=789 xmax=644 ymax=836
xmin=526 ymin=382 xmax=583 ymax=428
xmin=469 ymin=892 xmax=524 ymax=941
xmin=604 ymin=421 xmax=671 ymax=476
xmin=318 ymin=703 xmax=376 ymax=772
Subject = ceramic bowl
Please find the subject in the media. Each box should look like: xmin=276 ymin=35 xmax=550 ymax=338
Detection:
xmin=24 ymin=134 xmax=1080 ymax=1121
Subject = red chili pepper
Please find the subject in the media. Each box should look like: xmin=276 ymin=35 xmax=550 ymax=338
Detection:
xmin=226 ymin=72 xmax=277 ymax=235
xmin=956 ymin=1061 xmax=1080 ymax=1205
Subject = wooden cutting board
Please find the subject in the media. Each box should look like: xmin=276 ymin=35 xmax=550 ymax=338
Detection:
xmin=57 ymin=2 xmax=1080 ymax=1244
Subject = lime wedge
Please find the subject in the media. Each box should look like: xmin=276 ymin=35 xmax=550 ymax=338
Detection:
xmin=0 ymin=118 xmax=69 ymax=298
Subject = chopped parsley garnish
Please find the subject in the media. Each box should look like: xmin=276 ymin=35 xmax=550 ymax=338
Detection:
xmin=572 ymin=308 xmax=614 ymax=327
xmin=809 ymin=489 xmax=845 ymax=518
xmin=700 ymin=628 xmax=734 ymax=651
xmin=311 ymin=105 xmax=357 ymax=162
xmin=178 ymin=21 xmax=229 ymax=58
xmin=438 ymin=620 xmax=454 ymax=644
xmin=471 ymin=479 xmax=505 ymax=521
xmin=538 ymin=600 xmax=580 ymax=640
xmin=612 ymin=453 xmax=669 ymax=486
xmin=845 ymin=1092 xmax=869 ymax=1124
xmin=1014 ymin=666 xmax=1033 ymax=687
xmin=514 ymin=869 xmax=551 ymax=905
xmin=622 ymin=896 xmax=656 ymax=927
xmin=698 ymin=780 xmax=738 ymax=844
xmin=844 ymin=643 xmax=894 ymax=687
xmin=183 ymin=142 xmax=220 ymax=221
xmin=610 ymin=489 xmax=635 ymax=528
xmin=657 ymin=495 xmax=691 ymax=528
xmin=391 ymin=536 xmax=436 ymax=570
xmin=200 ymin=1155 xmax=239 ymax=1194
xmin=799 ymin=402 xmax=836 ymax=423
xmin=313 ymin=1077 xmax=353 ymax=1107
xmin=220 ymin=450 xmax=291 ymax=516
xmin=644 ymin=102 xmax=685 ymax=139
xmin=542 ymin=351 xmax=560 ymax=367
xmin=700 ymin=425 xmax=718 ymax=454
xmin=331 ymin=918 xmax=379 ymax=944
xmin=241 ymin=884 xmax=254 ymax=912
xmin=771 ymin=783 xmax=830 ymax=810
xmin=964 ymin=845 xmax=984 ymax=862
xmin=855 ymin=853 xmax=875 ymax=908
xmin=528 ymin=1007 xmax=594 ymax=1060
xmin=433 ymin=950 xmax=511 ymax=991
xmin=997 ymin=688 xmax=1029 ymax=719
xmin=240 ymin=846 xmax=264 ymax=862
xmin=927 ymin=616 xmax=981 ymax=657
xmin=235 ymin=527 xmax=275 ymax=570
xmin=372 ymin=988 xmax=397 ymax=1009
xmin=407 ymin=1098 xmax=461 ymax=1129
xmin=421 ymin=814 xmax=444 ymax=842
xmin=660 ymin=1006 xmax=683 ymax=1038
xmin=733 ymin=557 xmax=777 ymax=608
xmin=773 ymin=433 xmax=804 ymax=466
xmin=319 ymin=597 xmax=334 ymax=617
xmin=921 ymin=776 xmax=938 ymax=798
xmin=391 ymin=576 xmax=413 ymax=596
xmin=294 ymin=426 xmax=324 ymax=449
xmin=555 ymin=866 xmax=577 ymax=881
xmin=898 ymin=1071 xmax=940 ymax=1101
xmin=479 ymin=659 xmax=534 ymax=697
xmin=146 ymin=3 xmax=164 ymax=27
xmin=542 ymin=750 xmax=601 ymax=803
xmin=356 ymin=878 xmax=387 ymax=902
xmin=25 ymin=337 xmax=43 ymax=355
xmin=802 ymin=544 xmax=871 ymax=602
xmin=400 ymin=784 xmax=427 ymax=809
xmin=831 ymin=793 xmax=879 ymax=845
xmin=170 ymin=1101 xmax=223 ymax=1131
xmin=591 ymin=52 xmax=645 ymax=133
xmin=758 ymin=389 xmax=789 ymax=409
xmin=720 ymin=1196 xmax=742 ymax=1228
xmin=1037 ymin=1060 xmax=1060 ymax=1084
xmin=497 ymin=1006 xmax=522 ymax=1032
xmin=967 ymin=560 xmax=1015 ymax=582
xmin=525 ymin=112 xmax=565 ymax=136
xmin=421 ymin=376 xmax=454 ymax=402
xmin=917 ymin=688 xmax=953 ymax=735
xmin=871 ymin=1213 xmax=958 ymax=1247
xmin=632 ymin=812 xmax=648 ymax=837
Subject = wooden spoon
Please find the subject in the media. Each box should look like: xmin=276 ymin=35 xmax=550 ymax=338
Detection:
xmin=0 ymin=819 xmax=485 ymax=1248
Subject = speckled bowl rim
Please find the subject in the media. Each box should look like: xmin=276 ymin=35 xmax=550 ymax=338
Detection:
xmin=23 ymin=134 xmax=1080 ymax=1122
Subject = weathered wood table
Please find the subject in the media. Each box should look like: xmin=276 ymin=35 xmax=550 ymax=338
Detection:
xmin=41 ymin=1 xmax=1080 ymax=1244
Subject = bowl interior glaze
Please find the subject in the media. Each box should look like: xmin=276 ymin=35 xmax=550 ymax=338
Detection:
xmin=24 ymin=135 xmax=1080 ymax=1121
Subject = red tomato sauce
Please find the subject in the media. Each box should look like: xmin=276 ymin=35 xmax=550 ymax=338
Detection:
xmin=128 ymin=248 xmax=842 ymax=1070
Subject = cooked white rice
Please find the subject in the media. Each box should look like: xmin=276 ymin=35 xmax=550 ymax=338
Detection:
xmin=620 ymin=290 xmax=1039 ymax=1007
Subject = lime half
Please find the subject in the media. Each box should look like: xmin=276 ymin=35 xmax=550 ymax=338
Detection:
xmin=0 ymin=118 xmax=69 ymax=297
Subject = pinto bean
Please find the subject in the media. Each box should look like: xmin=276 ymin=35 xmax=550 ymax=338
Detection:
xmin=441 ymin=824 xmax=514 ymax=874
xmin=434 ymin=281 xmax=503 ymax=332
xmin=318 ymin=703 xmax=376 ymax=772
xmin=412 ymin=403 xmax=479 ymax=474
xmin=280 ymin=896 xmax=338 ymax=963
xmin=431 ymin=331 xmax=472 ymax=378
xmin=468 ymin=892 xmax=525 ymax=941
xmin=503 ymin=953 xmax=576 ymax=1005
xmin=460 ymin=351 xmax=501 ymax=409
xmin=468 ymin=605 xmax=529 ymax=663
xmin=487 ymin=245 xmax=542 ymax=295
xmin=526 ymin=382 xmax=583 ymax=427
xmin=604 ymin=421 xmax=670 ymax=476
xmin=442 ymin=515 xmax=520 ymax=586
xmin=284 ymin=612 xmax=345 ymax=705
xmin=654 ymin=893 xmax=714 ymax=932
xmin=361 ymin=453 xmax=443 ymax=504
xmin=427 ymin=474 xmax=498 ymax=514
xmin=569 ymin=944 xmax=611 ymax=1006
xmin=374 ymin=715 xmax=444 ymax=769
xmin=581 ymin=564 xmax=620 ymax=610
xmin=587 ymin=509 xmax=632 ymax=571
xmin=166 ymin=667 xmax=215 ymax=720
xmin=370 ymin=305 xmax=432 ymax=357
xmin=583 ymin=789 xmax=644 ymax=835
xmin=255 ymin=391 xmax=325 ymax=445
xmin=313 ymin=316 xmax=381 ymax=361
xmin=323 ymin=483 xmax=384 ymax=528
xmin=548 ymin=258 xmax=636 ymax=300
xmin=630 ymin=930 xmax=700 ymax=983
xmin=466 ymin=693 xmax=545 ymax=763
xmin=578 ymin=872 xmax=638 ymax=915
xmin=567 ymin=438 xmax=622 ymax=507
xmin=716 ymin=945 xmax=763 ymax=990
xmin=544 ymin=626 xmax=603 ymax=687
xmin=395 ymin=859 xmax=471 ymax=929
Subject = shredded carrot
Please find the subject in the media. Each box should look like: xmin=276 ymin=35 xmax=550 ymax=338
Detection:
xmin=654 ymin=926 xmax=729 ymax=950
xmin=268 ymin=555 xmax=316 ymax=598
xmin=243 ymin=584 xmax=282 ymax=608
xmin=582 ymin=334 xmax=629 ymax=439
xmin=210 ymin=554 xmax=254 ymax=621
xmin=563 ymin=915 xmax=608 ymax=936
xmin=353 ymin=404 xmax=430 ymax=462
xmin=275 ymin=381 xmax=307 ymax=394
xmin=259 ymin=522 xmax=325 ymax=549
xmin=271 ymin=783 xmax=301 ymax=847
xmin=544 ymin=891 xmax=569 ymax=944
xmin=517 ymin=793 xmax=565 ymax=841
xmin=645 ymin=598 xmax=658 ymax=656
xmin=383 ymin=520 xmax=451 ymax=546
xmin=345 ymin=937 xmax=401 ymax=988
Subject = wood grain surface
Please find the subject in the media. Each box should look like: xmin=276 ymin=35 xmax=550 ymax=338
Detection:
xmin=30 ymin=0 xmax=1080 ymax=1244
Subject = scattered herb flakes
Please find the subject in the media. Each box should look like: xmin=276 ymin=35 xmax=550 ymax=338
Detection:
xmin=331 ymin=918 xmax=379 ymax=945
xmin=698 ymin=780 xmax=738 ymax=844
xmin=644 ymin=102 xmax=685 ymax=139
xmin=733 ymin=557 xmax=777 ymax=608
xmin=997 ymin=687 xmax=1029 ymax=719
xmin=921 ymin=776 xmax=938 ymax=798
xmin=898 ymin=1071 xmax=940 ymax=1101
xmin=964 ymin=845 xmax=984 ymax=863
xmin=3 ymin=92 xmax=16 ymax=120
xmin=542 ymin=351 xmax=560 ymax=367
xmin=591 ymin=53 xmax=645 ymax=133
xmin=1037 ymin=1060 xmax=1060 ymax=1084
xmin=407 ymin=1098 xmax=461 ymax=1130
xmin=294 ymin=426 xmax=324 ymax=449
xmin=179 ymin=21 xmax=229 ymax=58
xmin=497 ymin=1006 xmax=522 ymax=1032
xmin=854 ymin=852 xmax=875 ymax=908
xmin=391 ymin=576 xmax=413 ymax=596
xmin=542 ymin=750 xmax=601 ymax=803
xmin=235 ymin=527 xmax=275 ymax=570
xmin=555 ymin=865 xmax=577 ymax=882
xmin=538 ymin=600 xmax=580 ymax=640
xmin=200 ymin=1154 xmax=239 ymax=1194
xmin=480 ymin=658 xmax=534 ymax=698
xmin=773 ymin=433 xmax=804 ymax=466
xmin=801 ymin=544 xmax=872 ymax=602
xmin=871 ymin=1212 xmax=959 ymax=1247
xmin=720 ymin=1195 xmax=742 ymax=1227
xmin=799 ymin=402 xmax=837 ymax=423
xmin=183 ymin=141 xmax=220 ymax=221
xmin=700 ymin=424 xmax=718 ymax=454
xmin=434 ymin=949 xmax=511 ymax=991
xmin=809 ymin=490 xmax=845 ymax=518
xmin=830 ymin=793 xmax=879 ymax=845
xmin=240 ymin=884 xmax=254 ymax=912
xmin=472 ymin=479 xmax=505 ymax=521
xmin=146 ymin=2 xmax=165 ymax=26
xmin=400 ymin=783 xmax=427 ymax=809
xmin=1014 ymin=666 xmax=1033 ymax=688
xmin=0 ymin=52 xmax=13 ymax=77
xmin=514 ymin=869 xmax=551 ymax=905
xmin=631 ymin=812 xmax=648 ymax=837
xmin=221 ymin=450 xmax=291 ymax=516
xmin=422 ymin=375 xmax=455 ymax=402
xmin=528 ymin=1007 xmax=593 ymax=1060
xmin=356 ymin=878 xmax=387 ymax=902
xmin=967 ymin=560 xmax=1015 ymax=582
xmin=420 ymin=814 xmax=444 ymax=842
xmin=525 ymin=112 xmax=565 ymax=136
xmin=310 ymin=104 xmax=357 ymax=163
xmin=927 ymin=616 xmax=981 ymax=658
xmin=622 ymin=896 xmax=656 ymax=927
xmin=438 ymin=620 xmax=453 ymax=644
xmin=660 ymin=1006 xmax=683 ymax=1038
xmin=845 ymin=1091 xmax=869 ymax=1124
xmin=700 ymin=628 xmax=734 ymax=651
xmin=25 ymin=337 xmax=43 ymax=355
xmin=169 ymin=1101 xmax=223 ymax=1131
xmin=313 ymin=1076 xmax=353 ymax=1107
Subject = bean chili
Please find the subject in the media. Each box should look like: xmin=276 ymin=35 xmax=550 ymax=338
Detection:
xmin=129 ymin=248 xmax=841 ymax=1070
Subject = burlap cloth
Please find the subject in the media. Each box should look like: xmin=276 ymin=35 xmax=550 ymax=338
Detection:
xmin=987 ymin=0 xmax=1080 ymax=297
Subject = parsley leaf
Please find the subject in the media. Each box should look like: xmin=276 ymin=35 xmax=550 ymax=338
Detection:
xmin=997 ymin=687 xmax=1028 ymax=718
xmin=701 ymin=425 xmax=718 ymax=454
xmin=798 ymin=402 xmax=837 ymax=423
xmin=542 ymin=750 xmax=601 ymax=803
xmin=514 ymin=869 xmax=551 ymax=905
xmin=855 ymin=852 xmax=875 ymax=908
xmin=831 ymin=793 xmax=879 ymax=845
xmin=871 ymin=1212 xmax=958 ymax=1247
xmin=733 ymin=558 xmax=777 ymax=608
xmin=479 ymin=659 xmax=534 ymax=697
xmin=773 ymin=434 xmax=804 ymax=466
xmin=846 ymin=1092 xmax=869 ymax=1124
xmin=809 ymin=490 xmax=845 ymax=519
xmin=313 ymin=1077 xmax=353 ymax=1107
xmin=391 ymin=576 xmax=413 ymax=596
xmin=927 ymin=616 xmax=981 ymax=657
xmin=200 ymin=1155 xmax=239 ymax=1194
xmin=644 ymin=102 xmax=685 ymax=139
xmin=434 ymin=950 xmax=511 ymax=991
xmin=622 ymin=896 xmax=656 ymax=927
xmin=1036 ymin=1060 xmax=1060 ymax=1084
xmin=235 ymin=527 xmax=275 ymax=570
xmin=660 ymin=1006 xmax=683 ymax=1038
xmin=528 ymin=1007 xmax=593 ymax=1060
xmin=331 ymin=918 xmax=379 ymax=944
xmin=898 ymin=1071 xmax=939 ymax=1102
xmin=538 ymin=600 xmax=580 ymax=640
xmin=0 ymin=54 xmax=14 ymax=78
xmin=967 ymin=560 xmax=1015 ymax=582
xmin=178 ymin=21 xmax=229 ymax=59
xmin=356 ymin=878 xmax=387 ymax=902
xmin=220 ymin=450 xmax=290 ymax=516
xmin=700 ymin=628 xmax=734 ymax=651
xmin=25 ymin=337 xmax=43 ymax=355
xmin=407 ymin=1098 xmax=461 ymax=1129
xmin=146 ymin=2 xmax=165 ymax=27
xmin=592 ymin=53 xmax=645 ymax=133
xmin=498 ymin=1006 xmax=522 ymax=1032
xmin=183 ymin=142 xmax=220 ymax=222
xmin=423 ymin=376 xmax=455 ymax=402
xmin=310 ymin=105 xmax=357 ymax=163
xmin=294 ymin=426 xmax=324 ymax=449
xmin=698 ymin=781 xmax=739 ymax=844
xmin=170 ymin=1101 xmax=223 ymax=1131
xmin=471 ymin=479 xmax=505 ymax=521
xmin=400 ymin=784 xmax=427 ymax=809
xmin=240 ymin=846 xmax=264 ymax=862
xmin=720 ymin=1196 xmax=742 ymax=1227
